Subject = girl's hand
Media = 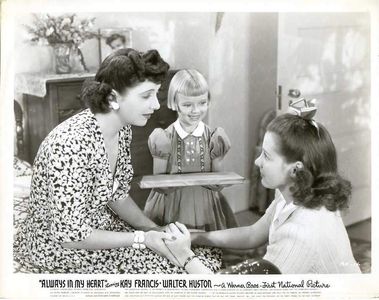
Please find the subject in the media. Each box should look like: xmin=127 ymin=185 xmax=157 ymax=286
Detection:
xmin=144 ymin=231 xmax=180 ymax=267
xmin=153 ymin=187 xmax=178 ymax=195
xmin=147 ymin=225 xmax=168 ymax=232
xmin=164 ymin=222 xmax=194 ymax=267
xmin=202 ymin=185 xmax=224 ymax=192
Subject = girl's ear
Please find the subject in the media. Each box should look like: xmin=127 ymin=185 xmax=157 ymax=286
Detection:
xmin=289 ymin=161 xmax=304 ymax=178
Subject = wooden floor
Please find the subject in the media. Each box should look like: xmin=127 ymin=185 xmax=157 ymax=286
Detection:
xmin=346 ymin=218 xmax=371 ymax=242
xmin=235 ymin=210 xmax=261 ymax=227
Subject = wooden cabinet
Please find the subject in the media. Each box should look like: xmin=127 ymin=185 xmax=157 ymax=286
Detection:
xmin=22 ymin=71 xmax=177 ymax=208
xmin=23 ymin=76 xmax=91 ymax=164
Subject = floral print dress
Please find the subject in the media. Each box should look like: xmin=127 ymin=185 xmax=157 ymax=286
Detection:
xmin=13 ymin=109 xmax=221 ymax=274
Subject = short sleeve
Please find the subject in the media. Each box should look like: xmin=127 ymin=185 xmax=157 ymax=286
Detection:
xmin=210 ymin=127 xmax=231 ymax=160
xmin=148 ymin=128 xmax=172 ymax=159
xmin=47 ymin=139 xmax=93 ymax=243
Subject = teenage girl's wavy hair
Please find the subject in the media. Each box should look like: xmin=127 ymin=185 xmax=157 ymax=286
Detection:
xmin=267 ymin=113 xmax=351 ymax=211
xmin=81 ymin=48 xmax=170 ymax=113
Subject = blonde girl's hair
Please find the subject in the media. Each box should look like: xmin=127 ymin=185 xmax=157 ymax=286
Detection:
xmin=167 ymin=69 xmax=209 ymax=111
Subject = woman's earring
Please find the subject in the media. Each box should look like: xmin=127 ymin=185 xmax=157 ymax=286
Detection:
xmin=110 ymin=101 xmax=120 ymax=111
xmin=108 ymin=89 xmax=120 ymax=111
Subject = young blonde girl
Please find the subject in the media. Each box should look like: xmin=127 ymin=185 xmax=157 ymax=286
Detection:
xmin=163 ymin=108 xmax=361 ymax=274
xmin=143 ymin=69 xmax=237 ymax=231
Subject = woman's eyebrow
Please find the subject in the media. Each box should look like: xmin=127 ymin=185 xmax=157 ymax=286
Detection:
xmin=139 ymin=89 xmax=154 ymax=95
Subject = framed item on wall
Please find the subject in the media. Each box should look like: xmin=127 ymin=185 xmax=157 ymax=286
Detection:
xmin=98 ymin=28 xmax=132 ymax=63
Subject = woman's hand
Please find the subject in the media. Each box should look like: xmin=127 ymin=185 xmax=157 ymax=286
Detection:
xmin=144 ymin=231 xmax=180 ymax=266
xmin=164 ymin=223 xmax=214 ymax=274
xmin=164 ymin=222 xmax=194 ymax=267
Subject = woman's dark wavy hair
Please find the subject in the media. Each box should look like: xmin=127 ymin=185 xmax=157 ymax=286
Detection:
xmin=266 ymin=113 xmax=351 ymax=211
xmin=81 ymin=48 xmax=170 ymax=113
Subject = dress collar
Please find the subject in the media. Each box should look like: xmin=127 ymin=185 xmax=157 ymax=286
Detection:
xmin=174 ymin=119 xmax=205 ymax=139
xmin=272 ymin=190 xmax=299 ymax=229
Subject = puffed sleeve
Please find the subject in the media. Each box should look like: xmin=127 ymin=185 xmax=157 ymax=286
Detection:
xmin=47 ymin=137 xmax=94 ymax=243
xmin=148 ymin=128 xmax=172 ymax=159
xmin=210 ymin=127 xmax=231 ymax=160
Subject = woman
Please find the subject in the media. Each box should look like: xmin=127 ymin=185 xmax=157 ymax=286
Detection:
xmin=13 ymin=48 xmax=221 ymax=274
xmin=164 ymin=106 xmax=361 ymax=274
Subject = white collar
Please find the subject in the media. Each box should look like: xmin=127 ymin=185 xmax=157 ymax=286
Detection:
xmin=174 ymin=119 xmax=205 ymax=139
xmin=272 ymin=190 xmax=298 ymax=228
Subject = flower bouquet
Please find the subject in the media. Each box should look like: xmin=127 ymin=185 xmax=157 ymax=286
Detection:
xmin=25 ymin=14 xmax=98 ymax=73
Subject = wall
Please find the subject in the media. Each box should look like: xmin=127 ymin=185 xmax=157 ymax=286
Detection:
xmin=15 ymin=12 xmax=278 ymax=213
xmin=277 ymin=13 xmax=371 ymax=225
xmin=15 ymin=12 xmax=213 ymax=76
xmin=207 ymin=13 xmax=278 ymax=212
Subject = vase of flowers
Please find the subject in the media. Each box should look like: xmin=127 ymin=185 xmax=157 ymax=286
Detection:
xmin=25 ymin=14 xmax=98 ymax=74
xmin=52 ymin=43 xmax=71 ymax=74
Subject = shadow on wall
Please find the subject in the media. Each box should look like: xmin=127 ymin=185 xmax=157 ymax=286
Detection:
xmin=277 ymin=13 xmax=370 ymax=225
xmin=282 ymin=24 xmax=370 ymax=134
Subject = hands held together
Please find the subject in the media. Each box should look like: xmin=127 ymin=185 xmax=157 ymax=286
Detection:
xmin=142 ymin=222 xmax=196 ymax=269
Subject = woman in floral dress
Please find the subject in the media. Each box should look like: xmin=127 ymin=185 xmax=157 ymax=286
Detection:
xmin=13 ymin=48 xmax=221 ymax=274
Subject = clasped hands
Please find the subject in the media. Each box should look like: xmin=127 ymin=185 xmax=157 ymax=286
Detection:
xmin=144 ymin=222 xmax=194 ymax=268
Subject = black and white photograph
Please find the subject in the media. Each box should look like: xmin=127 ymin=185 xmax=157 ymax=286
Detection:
xmin=1 ymin=0 xmax=378 ymax=299
xmin=99 ymin=27 xmax=133 ymax=62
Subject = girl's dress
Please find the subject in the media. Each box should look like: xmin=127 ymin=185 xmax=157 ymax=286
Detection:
xmin=144 ymin=120 xmax=237 ymax=231
xmin=13 ymin=109 xmax=221 ymax=274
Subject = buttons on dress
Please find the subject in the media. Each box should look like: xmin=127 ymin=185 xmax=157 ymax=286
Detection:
xmin=176 ymin=136 xmax=206 ymax=172
xmin=177 ymin=138 xmax=182 ymax=173
xmin=198 ymin=138 xmax=205 ymax=172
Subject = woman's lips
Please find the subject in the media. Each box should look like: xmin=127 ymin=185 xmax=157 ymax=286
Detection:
xmin=143 ymin=114 xmax=152 ymax=119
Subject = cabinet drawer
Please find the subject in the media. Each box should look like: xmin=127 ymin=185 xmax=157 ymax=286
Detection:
xmin=55 ymin=82 xmax=84 ymax=110
xmin=58 ymin=108 xmax=85 ymax=123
